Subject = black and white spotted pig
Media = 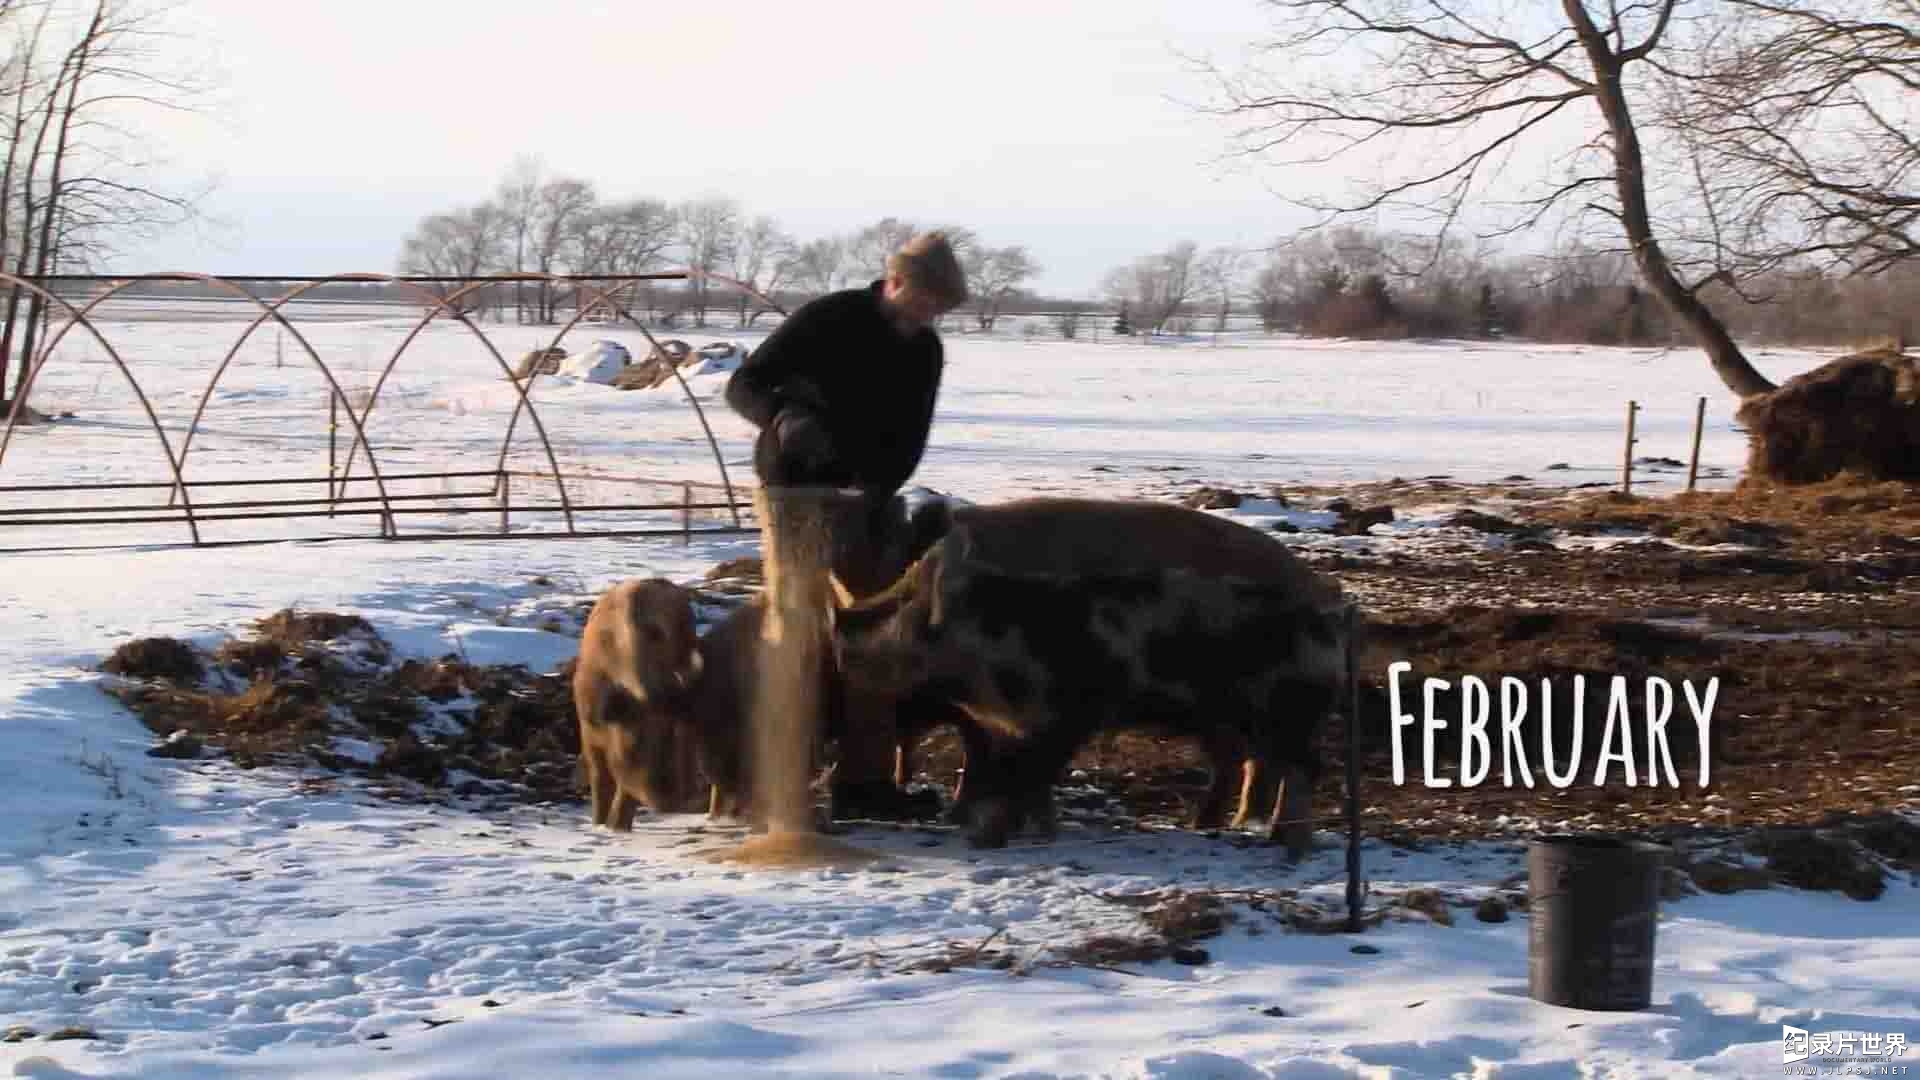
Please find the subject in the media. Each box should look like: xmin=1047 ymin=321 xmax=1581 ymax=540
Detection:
xmin=827 ymin=526 xmax=1355 ymax=859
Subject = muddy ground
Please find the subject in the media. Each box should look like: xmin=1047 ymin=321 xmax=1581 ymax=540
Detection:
xmin=101 ymin=478 xmax=1919 ymax=859
xmin=907 ymin=478 xmax=1920 ymax=844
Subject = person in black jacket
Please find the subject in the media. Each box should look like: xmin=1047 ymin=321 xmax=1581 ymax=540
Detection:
xmin=726 ymin=233 xmax=961 ymax=507
xmin=724 ymin=231 xmax=968 ymax=822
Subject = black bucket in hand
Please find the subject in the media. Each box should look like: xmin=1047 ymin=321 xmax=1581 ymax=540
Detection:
xmin=1526 ymin=833 xmax=1669 ymax=1011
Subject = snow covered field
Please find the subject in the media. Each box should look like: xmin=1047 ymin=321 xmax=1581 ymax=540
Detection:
xmin=0 ymin=305 xmax=1824 ymax=551
xmin=3 ymin=307 xmax=1913 ymax=1078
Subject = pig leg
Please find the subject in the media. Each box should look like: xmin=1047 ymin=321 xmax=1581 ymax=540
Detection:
xmin=585 ymin=744 xmax=615 ymax=828
xmin=943 ymin=719 xmax=994 ymax=825
xmin=1264 ymin=688 xmax=1334 ymax=860
xmin=608 ymin=788 xmax=638 ymax=833
xmin=1023 ymin=784 xmax=1059 ymax=842
xmin=578 ymin=681 xmax=617 ymax=828
xmin=603 ymin=725 xmax=657 ymax=833
xmin=1233 ymin=758 xmax=1279 ymax=832
xmin=959 ymin=740 xmax=1030 ymax=848
xmin=1192 ymin=729 xmax=1249 ymax=829
xmin=1266 ymin=763 xmax=1314 ymax=861
xmin=997 ymin=738 xmax=1076 ymax=845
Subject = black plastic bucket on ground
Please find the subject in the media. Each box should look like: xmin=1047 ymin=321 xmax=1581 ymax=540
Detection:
xmin=1526 ymin=833 xmax=1670 ymax=1011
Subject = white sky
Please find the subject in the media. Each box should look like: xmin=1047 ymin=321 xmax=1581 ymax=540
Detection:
xmin=117 ymin=0 xmax=1327 ymax=296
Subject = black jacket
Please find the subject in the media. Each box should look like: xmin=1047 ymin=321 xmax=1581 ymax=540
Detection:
xmin=725 ymin=280 xmax=944 ymax=493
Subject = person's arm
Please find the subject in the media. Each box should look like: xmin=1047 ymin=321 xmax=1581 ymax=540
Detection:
xmin=724 ymin=297 xmax=838 ymax=428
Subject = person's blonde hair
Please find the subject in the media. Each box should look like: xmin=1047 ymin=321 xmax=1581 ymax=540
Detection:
xmin=887 ymin=231 xmax=969 ymax=308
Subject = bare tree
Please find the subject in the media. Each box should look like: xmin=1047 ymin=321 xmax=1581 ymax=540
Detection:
xmin=2 ymin=0 xmax=212 ymax=403
xmin=1195 ymin=246 xmax=1247 ymax=333
xmin=397 ymin=202 xmax=509 ymax=315
xmin=728 ymin=214 xmax=794 ymax=325
xmin=846 ymin=216 xmax=918 ymax=279
xmin=589 ymin=196 xmax=676 ymax=319
xmin=1197 ymin=1 xmax=1780 ymax=398
xmin=565 ymin=203 xmax=623 ymax=278
xmin=601 ymin=198 xmax=677 ymax=273
xmin=527 ymin=176 xmax=595 ymax=322
xmin=1102 ymin=241 xmax=1199 ymax=334
xmin=676 ymin=196 xmax=741 ymax=328
xmin=494 ymin=154 xmax=542 ymax=324
xmin=1657 ymin=0 xmax=1917 ymax=281
xmin=961 ymin=244 xmax=1039 ymax=331
xmin=787 ymin=236 xmax=847 ymax=298
xmin=1247 ymin=258 xmax=1294 ymax=331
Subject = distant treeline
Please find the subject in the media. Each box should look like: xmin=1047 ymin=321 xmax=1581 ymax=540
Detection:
xmin=38 ymin=222 xmax=1915 ymax=352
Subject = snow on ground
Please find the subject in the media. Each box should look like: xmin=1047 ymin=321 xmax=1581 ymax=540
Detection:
xmin=3 ymin=309 xmax=1915 ymax=1077
xmin=0 ymin=311 xmax=1828 ymax=552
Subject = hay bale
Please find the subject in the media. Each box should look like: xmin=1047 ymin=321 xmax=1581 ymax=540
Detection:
xmin=255 ymin=609 xmax=373 ymax=644
xmin=1735 ymin=345 xmax=1920 ymax=485
xmin=610 ymin=355 xmax=677 ymax=391
xmin=512 ymin=346 xmax=568 ymax=380
xmin=103 ymin=637 xmax=203 ymax=683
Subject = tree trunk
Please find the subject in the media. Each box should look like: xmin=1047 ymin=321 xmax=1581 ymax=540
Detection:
xmin=9 ymin=2 xmax=102 ymax=402
xmin=1564 ymin=0 xmax=1775 ymax=399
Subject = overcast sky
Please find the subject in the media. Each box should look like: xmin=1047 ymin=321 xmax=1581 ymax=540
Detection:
xmin=117 ymin=0 xmax=1331 ymax=296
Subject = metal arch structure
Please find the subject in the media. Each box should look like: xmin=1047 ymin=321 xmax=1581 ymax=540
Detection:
xmin=0 ymin=269 xmax=783 ymax=551
xmin=501 ymin=269 xmax=777 ymax=528
xmin=30 ymin=272 xmax=402 ymax=540
xmin=0 ymin=273 xmax=212 ymax=542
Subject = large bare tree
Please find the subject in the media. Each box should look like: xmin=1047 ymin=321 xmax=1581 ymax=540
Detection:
xmin=526 ymin=176 xmax=595 ymax=323
xmin=566 ymin=196 xmax=677 ymax=317
xmin=396 ymin=203 xmax=509 ymax=316
xmin=1198 ymin=0 xmax=1920 ymax=481
xmin=787 ymin=236 xmax=848 ymax=298
xmin=1656 ymin=0 xmax=1918 ymax=280
xmin=846 ymin=216 xmax=919 ymax=279
xmin=962 ymin=243 xmax=1040 ymax=331
xmin=493 ymin=154 xmax=542 ymax=324
xmin=2 ymin=0 xmax=211 ymax=404
xmin=727 ymin=214 xmax=794 ymax=325
xmin=676 ymin=196 xmax=741 ymax=328
xmin=1197 ymin=1 xmax=1791 ymax=394
xmin=1195 ymin=245 xmax=1248 ymax=333
xmin=1102 ymin=241 xmax=1199 ymax=334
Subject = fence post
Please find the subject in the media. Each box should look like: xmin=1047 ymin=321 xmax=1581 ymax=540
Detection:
xmin=681 ymin=482 xmax=692 ymax=546
xmin=1622 ymin=400 xmax=1640 ymax=496
xmin=1344 ymin=601 xmax=1364 ymax=933
xmin=1686 ymin=396 xmax=1706 ymax=492
xmin=498 ymin=469 xmax=511 ymax=536
xmin=327 ymin=391 xmax=338 ymax=517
